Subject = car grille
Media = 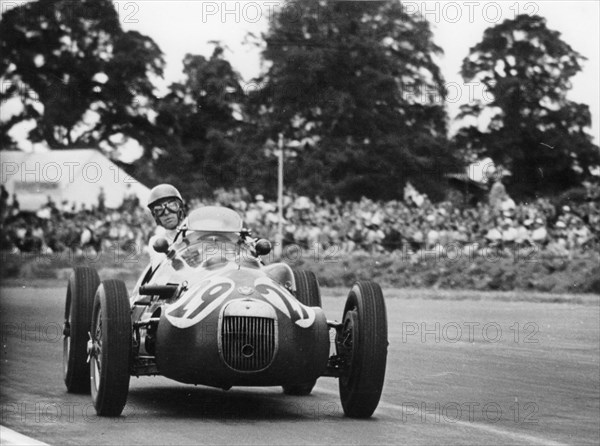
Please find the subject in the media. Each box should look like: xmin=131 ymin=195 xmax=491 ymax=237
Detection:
xmin=221 ymin=316 xmax=276 ymax=371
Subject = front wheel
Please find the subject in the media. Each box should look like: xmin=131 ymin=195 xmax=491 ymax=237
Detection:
xmin=89 ymin=280 xmax=132 ymax=416
xmin=63 ymin=267 xmax=100 ymax=393
xmin=338 ymin=281 xmax=388 ymax=418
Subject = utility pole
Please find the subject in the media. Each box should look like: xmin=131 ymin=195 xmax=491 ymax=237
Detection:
xmin=275 ymin=133 xmax=284 ymax=259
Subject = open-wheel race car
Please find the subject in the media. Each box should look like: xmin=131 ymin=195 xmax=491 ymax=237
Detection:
xmin=62 ymin=206 xmax=388 ymax=418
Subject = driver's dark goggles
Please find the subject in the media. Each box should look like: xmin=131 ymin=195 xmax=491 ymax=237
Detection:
xmin=152 ymin=200 xmax=181 ymax=216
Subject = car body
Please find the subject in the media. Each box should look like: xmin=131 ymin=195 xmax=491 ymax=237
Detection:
xmin=63 ymin=206 xmax=388 ymax=418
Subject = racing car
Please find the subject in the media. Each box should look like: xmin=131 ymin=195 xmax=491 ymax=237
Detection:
xmin=62 ymin=206 xmax=388 ymax=418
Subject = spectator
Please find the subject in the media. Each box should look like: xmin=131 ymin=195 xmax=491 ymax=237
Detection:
xmin=2 ymin=181 xmax=598 ymax=261
xmin=500 ymin=218 xmax=518 ymax=251
xmin=426 ymin=224 xmax=440 ymax=250
xmin=488 ymin=176 xmax=506 ymax=215
xmin=364 ymin=223 xmax=385 ymax=253
xmin=11 ymin=193 xmax=20 ymax=214
xmin=0 ymin=185 xmax=8 ymax=207
xmin=572 ymin=218 xmax=593 ymax=249
xmin=485 ymin=217 xmax=503 ymax=248
xmin=515 ymin=219 xmax=532 ymax=247
xmin=98 ymin=187 xmax=106 ymax=212
xmin=531 ymin=218 xmax=548 ymax=247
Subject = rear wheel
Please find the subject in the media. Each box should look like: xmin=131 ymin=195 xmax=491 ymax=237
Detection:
xmin=63 ymin=267 xmax=100 ymax=393
xmin=292 ymin=269 xmax=321 ymax=307
xmin=282 ymin=270 xmax=322 ymax=396
xmin=89 ymin=280 xmax=132 ymax=416
xmin=338 ymin=281 xmax=388 ymax=418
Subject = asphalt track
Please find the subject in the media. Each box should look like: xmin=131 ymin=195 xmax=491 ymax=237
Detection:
xmin=1 ymin=283 xmax=598 ymax=445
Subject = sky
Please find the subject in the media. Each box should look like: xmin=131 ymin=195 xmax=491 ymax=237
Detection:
xmin=3 ymin=0 xmax=599 ymax=154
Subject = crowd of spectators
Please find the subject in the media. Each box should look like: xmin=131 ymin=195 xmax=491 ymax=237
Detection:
xmin=0 ymin=185 xmax=153 ymax=258
xmin=1 ymin=181 xmax=598 ymax=261
xmin=218 ymin=183 xmax=598 ymax=259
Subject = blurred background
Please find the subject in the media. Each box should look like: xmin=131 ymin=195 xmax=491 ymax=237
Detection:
xmin=1 ymin=0 xmax=598 ymax=292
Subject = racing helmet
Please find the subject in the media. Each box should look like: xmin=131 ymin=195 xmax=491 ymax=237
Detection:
xmin=147 ymin=184 xmax=186 ymax=225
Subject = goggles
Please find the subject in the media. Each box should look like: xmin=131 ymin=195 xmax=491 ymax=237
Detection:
xmin=152 ymin=200 xmax=181 ymax=217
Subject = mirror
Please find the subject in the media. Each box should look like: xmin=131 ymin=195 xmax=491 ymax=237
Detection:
xmin=152 ymin=237 xmax=169 ymax=253
xmin=255 ymin=239 xmax=272 ymax=256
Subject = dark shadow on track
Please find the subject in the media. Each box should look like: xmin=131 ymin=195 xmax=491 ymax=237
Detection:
xmin=127 ymin=384 xmax=345 ymax=421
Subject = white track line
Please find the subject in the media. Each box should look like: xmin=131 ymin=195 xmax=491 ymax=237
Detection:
xmin=0 ymin=425 xmax=49 ymax=446
xmin=315 ymin=387 xmax=567 ymax=446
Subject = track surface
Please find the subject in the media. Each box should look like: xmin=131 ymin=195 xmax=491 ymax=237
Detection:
xmin=1 ymin=284 xmax=598 ymax=445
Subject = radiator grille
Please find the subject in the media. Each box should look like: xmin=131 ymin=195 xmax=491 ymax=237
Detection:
xmin=221 ymin=316 xmax=276 ymax=371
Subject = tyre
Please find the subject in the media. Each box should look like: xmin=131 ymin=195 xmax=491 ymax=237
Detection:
xmin=282 ymin=270 xmax=322 ymax=396
xmin=63 ymin=267 xmax=100 ymax=393
xmin=89 ymin=280 xmax=132 ymax=416
xmin=292 ymin=269 xmax=322 ymax=307
xmin=338 ymin=281 xmax=388 ymax=418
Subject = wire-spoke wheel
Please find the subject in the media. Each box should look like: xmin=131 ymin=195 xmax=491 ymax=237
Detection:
xmin=90 ymin=280 xmax=132 ymax=416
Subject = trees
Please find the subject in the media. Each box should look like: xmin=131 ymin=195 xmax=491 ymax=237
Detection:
xmin=248 ymin=0 xmax=458 ymax=200
xmin=0 ymin=0 xmax=163 ymax=151
xmin=456 ymin=14 xmax=600 ymax=198
xmin=151 ymin=46 xmax=253 ymax=197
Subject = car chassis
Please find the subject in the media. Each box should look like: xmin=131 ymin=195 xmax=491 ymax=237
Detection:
xmin=63 ymin=206 xmax=388 ymax=418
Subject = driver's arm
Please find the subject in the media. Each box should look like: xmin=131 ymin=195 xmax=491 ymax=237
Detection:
xmin=148 ymin=234 xmax=165 ymax=268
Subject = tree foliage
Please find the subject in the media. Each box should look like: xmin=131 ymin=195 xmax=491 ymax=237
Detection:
xmin=248 ymin=0 xmax=458 ymax=200
xmin=0 ymin=0 xmax=164 ymax=151
xmin=149 ymin=46 xmax=257 ymax=197
xmin=456 ymin=14 xmax=600 ymax=198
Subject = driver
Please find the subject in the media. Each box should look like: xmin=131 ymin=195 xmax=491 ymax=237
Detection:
xmin=147 ymin=184 xmax=186 ymax=266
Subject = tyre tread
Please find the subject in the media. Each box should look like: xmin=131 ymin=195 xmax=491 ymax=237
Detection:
xmin=92 ymin=279 xmax=131 ymax=416
xmin=64 ymin=267 xmax=100 ymax=393
xmin=339 ymin=280 xmax=388 ymax=418
xmin=292 ymin=270 xmax=322 ymax=307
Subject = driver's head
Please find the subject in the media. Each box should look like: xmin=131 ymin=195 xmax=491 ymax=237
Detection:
xmin=147 ymin=184 xmax=185 ymax=230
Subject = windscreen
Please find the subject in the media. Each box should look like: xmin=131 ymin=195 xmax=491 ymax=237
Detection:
xmin=171 ymin=207 xmax=249 ymax=268
xmin=186 ymin=206 xmax=243 ymax=233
